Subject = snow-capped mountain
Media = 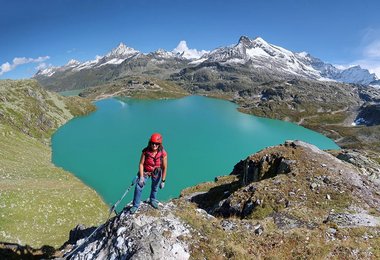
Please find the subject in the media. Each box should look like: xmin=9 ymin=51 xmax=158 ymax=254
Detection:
xmin=337 ymin=66 xmax=378 ymax=85
xmin=151 ymin=49 xmax=177 ymax=59
xmin=66 ymin=59 xmax=81 ymax=67
xmin=99 ymin=43 xmax=140 ymax=66
xmin=201 ymin=36 xmax=322 ymax=80
xmin=296 ymin=53 xmax=378 ymax=85
xmin=36 ymin=43 xmax=141 ymax=77
xmin=34 ymin=36 xmax=378 ymax=90
xmin=105 ymin=43 xmax=139 ymax=59
xmin=197 ymin=36 xmax=377 ymax=84
xmin=173 ymin=41 xmax=209 ymax=60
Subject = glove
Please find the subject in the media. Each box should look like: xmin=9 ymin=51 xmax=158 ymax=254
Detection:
xmin=159 ymin=181 xmax=165 ymax=189
xmin=138 ymin=177 xmax=145 ymax=188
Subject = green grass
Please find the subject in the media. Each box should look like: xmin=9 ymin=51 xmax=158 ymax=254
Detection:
xmin=0 ymin=124 xmax=109 ymax=248
xmin=0 ymin=79 xmax=108 ymax=248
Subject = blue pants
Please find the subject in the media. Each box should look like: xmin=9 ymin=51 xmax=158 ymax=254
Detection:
xmin=132 ymin=168 xmax=162 ymax=208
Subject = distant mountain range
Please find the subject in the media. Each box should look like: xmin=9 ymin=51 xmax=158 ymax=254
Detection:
xmin=34 ymin=36 xmax=379 ymax=91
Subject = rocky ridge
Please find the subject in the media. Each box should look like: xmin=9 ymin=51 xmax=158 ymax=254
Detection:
xmin=34 ymin=36 xmax=378 ymax=92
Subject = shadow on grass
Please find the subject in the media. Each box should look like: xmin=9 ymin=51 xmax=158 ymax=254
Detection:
xmin=0 ymin=225 xmax=98 ymax=259
xmin=0 ymin=242 xmax=55 ymax=260
xmin=190 ymin=180 xmax=242 ymax=212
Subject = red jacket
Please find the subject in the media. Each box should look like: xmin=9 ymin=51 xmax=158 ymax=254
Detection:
xmin=142 ymin=148 xmax=167 ymax=172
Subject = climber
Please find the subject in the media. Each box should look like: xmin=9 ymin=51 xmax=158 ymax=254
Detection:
xmin=129 ymin=133 xmax=167 ymax=214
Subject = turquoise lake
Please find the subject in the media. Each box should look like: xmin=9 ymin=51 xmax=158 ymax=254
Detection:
xmin=52 ymin=96 xmax=339 ymax=211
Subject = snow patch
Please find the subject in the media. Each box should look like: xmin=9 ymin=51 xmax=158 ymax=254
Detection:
xmin=224 ymin=58 xmax=246 ymax=64
xmin=246 ymin=47 xmax=270 ymax=58
xmin=188 ymin=58 xmax=207 ymax=65
xmin=37 ymin=67 xmax=57 ymax=77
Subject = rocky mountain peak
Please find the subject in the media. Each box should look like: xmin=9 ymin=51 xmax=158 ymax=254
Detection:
xmin=236 ymin=36 xmax=269 ymax=50
xmin=338 ymin=65 xmax=378 ymax=85
xmin=236 ymin=36 xmax=273 ymax=51
xmin=238 ymin=35 xmax=252 ymax=45
xmin=149 ymin=48 xmax=177 ymax=60
xmin=252 ymin=36 xmax=269 ymax=46
xmin=155 ymin=48 xmax=166 ymax=53
xmin=66 ymin=59 xmax=81 ymax=66
xmin=173 ymin=40 xmax=209 ymax=60
xmin=106 ymin=42 xmax=139 ymax=59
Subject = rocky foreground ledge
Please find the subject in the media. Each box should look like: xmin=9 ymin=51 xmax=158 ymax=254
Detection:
xmin=2 ymin=141 xmax=380 ymax=259
xmin=61 ymin=202 xmax=191 ymax=259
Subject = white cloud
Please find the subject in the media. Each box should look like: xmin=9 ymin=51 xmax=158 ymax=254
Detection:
xmin=0 ymin=56 xmax=50 ymax=76
xmin=1 ymin=62 xmax=12 ymax=74
xmin=173 ymin=40 xmax=209 ymax=59
xmin=363 ymin=40 xmax=380 ymax=59
xmin=360 ymin=39 xmax=380 ymax=78
xmin=355 ymin=29 xmax=380 ymax=78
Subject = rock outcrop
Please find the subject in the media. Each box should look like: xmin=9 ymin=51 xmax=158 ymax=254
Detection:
xmin=336 ymin=149 xmax=380 ymax=182
xmin=203 ymin=141 xmax=380 ymax=220
xmin=62 ymin=202 xmax=190 ymax=260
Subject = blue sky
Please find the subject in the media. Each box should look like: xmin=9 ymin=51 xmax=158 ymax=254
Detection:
xmin=1 ymin=0 xmax=380 ymax=79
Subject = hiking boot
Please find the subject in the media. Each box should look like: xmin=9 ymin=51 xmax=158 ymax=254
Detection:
xmin=129 ymin=206 xmax=138 ymax=214
xmin=150 ymin=200 xmax=159 ymax=209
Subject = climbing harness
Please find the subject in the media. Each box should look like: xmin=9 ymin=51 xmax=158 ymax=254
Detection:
xmin=64 ymin=176 xmax=137 ymax=259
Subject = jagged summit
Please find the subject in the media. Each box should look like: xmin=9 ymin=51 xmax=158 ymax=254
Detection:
xmin=66 ymin=59 xmax=81 ymax=66
xmin=105 ymin=42 xmax=139 ymax=59
xmin=172 ymin=40 xmax=209 ymax=60
xmin=151 ymin=48 xmax=177 ymax=59
xmin=238 ymin=36 xmax=269 ymax=47
xmin=237 ymin=35 xmax=252 ymax=45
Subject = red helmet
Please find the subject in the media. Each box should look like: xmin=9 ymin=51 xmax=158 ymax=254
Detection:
xmin=150 ymin=133 xmax=163 ymax=143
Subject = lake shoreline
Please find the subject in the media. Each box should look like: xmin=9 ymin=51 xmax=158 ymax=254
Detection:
xmin=52 ymin=95 xmax=339 ymax=208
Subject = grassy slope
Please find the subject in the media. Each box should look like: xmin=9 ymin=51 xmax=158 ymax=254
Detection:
xmin=0 ymin=80 xmax=108 ymax=248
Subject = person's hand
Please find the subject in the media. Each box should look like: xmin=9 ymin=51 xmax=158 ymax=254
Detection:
xmin=159 ymin=181 xmax=165 ymax=189
xmin=132 ymin=177 xmax=138 ymax=185
xmin=138 ymin=177 xmax=145 ymax=187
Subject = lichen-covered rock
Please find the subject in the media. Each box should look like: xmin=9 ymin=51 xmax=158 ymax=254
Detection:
xmin=336 ymin=150 xmax=380 ymax=182
xmin=325 ymin=212 xmax=380 ymax=228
